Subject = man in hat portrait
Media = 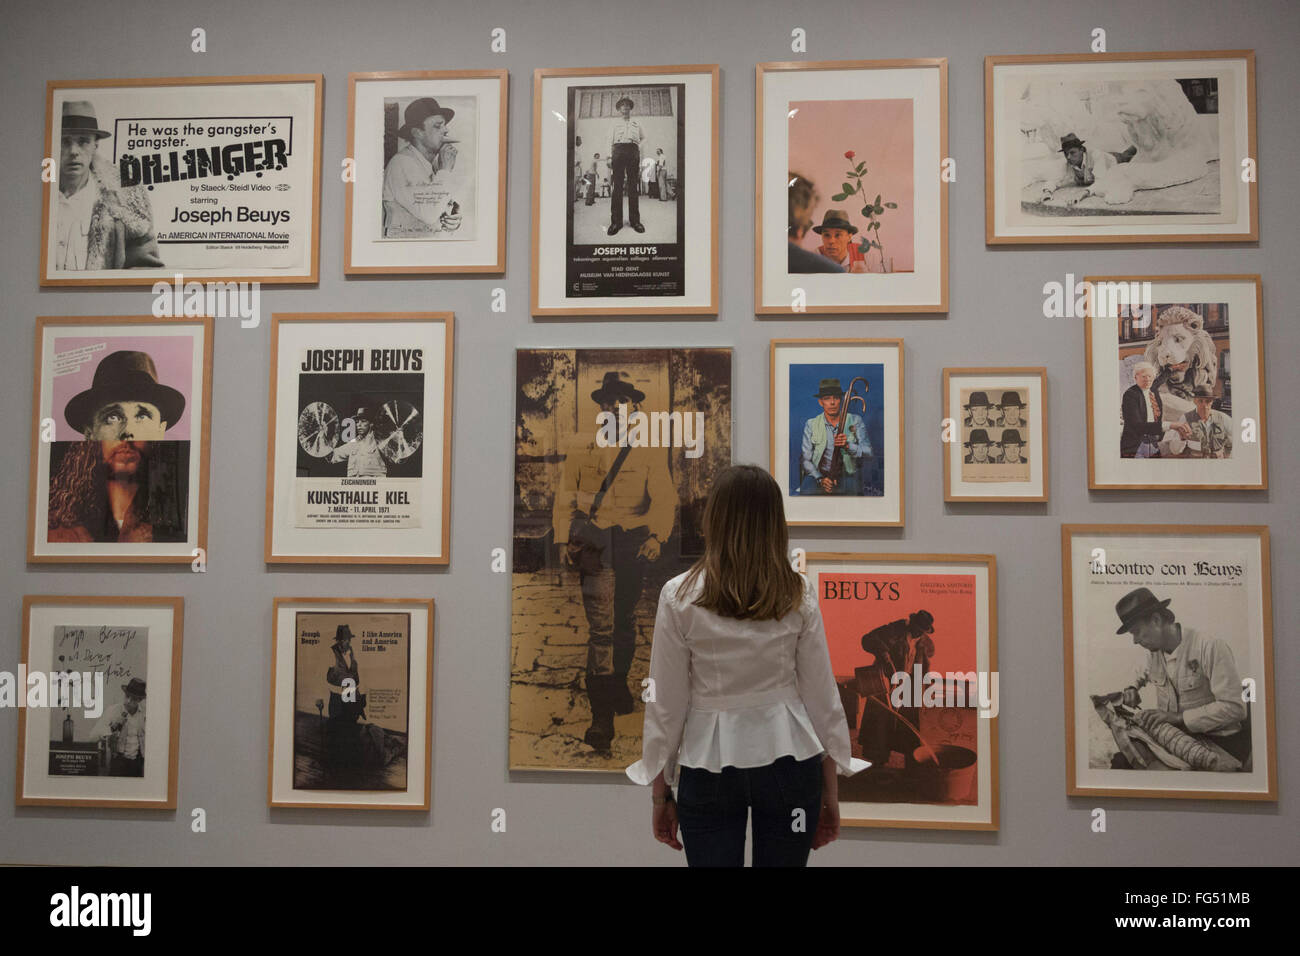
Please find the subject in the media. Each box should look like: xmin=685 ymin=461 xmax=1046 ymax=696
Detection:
xmin=964 ymin=428 xmax=994 ymax=465
xmin=856 ymin=610 xmax=937 ymax=771
xmin=329 ymin=405 xmax=388 ymax=477
xmin=55 ymin=100 xmax=162 ymax=271
xmin=1106 ymin=587 xmax=1250 ymax=768
xmin=963 ymin=392 xmax=994 ymax=428
xmin=798 ymin=377 xmax=871 ymax=495
xmin=1179 ymin=384 xmax=1233 ymax=459
xmin=324 ymin=624 xmax=366 ymax=774
xmin=91 ymin=677 xmax=147 ymax=777
xmin=1040 ymin=132 xmax=1138 ymax=204
xmin=996 ymin=391 xmax=1026 ymax=428
xmin=605 ymin=95 xmax=646 ymax=236
xmin=382 ymin=96 xmax=464 ymax=238
xmin=552 ymin=370 xmax=675 ymax=754
xmin=47 ymin=349 xmax=187 ymax=543
xmin=999 ymin=428 xmax=1027 ymax=465
xmin=813 ymin=209 xmax=868 ymax=273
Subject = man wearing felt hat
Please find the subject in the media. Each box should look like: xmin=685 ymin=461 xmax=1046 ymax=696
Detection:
xmin=963 ymin=391 xmax=994 ymax=428
xmin=1105 ymin=587 xmax=1250 ymax=768
xmin=48 ymin=350 xmax=188 ymax=543
xmin=606 ymin=95 xmax=646 ymax=236
xmin=999 ymin=428 xmax=1026 ymax=465
xmin=55 ymin=100 xmax=162 ymax=271
xmin=382 ymin=96 xmax=464 ymax=238
xmin=996 ymin=391 xmax=1026 ymax=428
xmin=1179 ymin=383 xmax=1233 ymax=459
xmin=330 ymin=404 xmax=388 ymax=477
xmin=857 ymin=610 xmax=937 ymax=770
xmin=552 ymin=370 xmax=675 ymax=753
xmin=813 ymin=209 xmax=867 ymax=273
xmin=1039 ymin=131 xmax=1138 ymax=203
xmin=963 ymin=427 xmax=993 ymax=464
xmin=91 ymin=677 xmax=147 ymax=777
xmin=798 ymin=378 xmax=871 ymax=495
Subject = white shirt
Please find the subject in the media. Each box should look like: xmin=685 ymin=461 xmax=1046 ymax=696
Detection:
xmin=331 ymin=432 xmax=387 ymax=477
xmin=56 ymin=176 xmax=99 ymax=270
xmin=626 ymin=571 xmax=869 ymax=787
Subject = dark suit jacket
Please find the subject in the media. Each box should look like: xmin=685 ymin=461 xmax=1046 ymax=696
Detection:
xmin=1120 ymin=384 xmax=1163 ymax=457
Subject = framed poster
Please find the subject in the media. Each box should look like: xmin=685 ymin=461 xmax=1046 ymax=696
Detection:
xmin=511 ymin=347 xmax=731 ymax=770
xmin=345 ymin=70 xmax=507 ymax=274
xmin=531 ymin=65 xmax=719 ymax=315
xmin=1085 ymin=275 xmax=1266 ymax=490
xmin=942 ymin=367 xmax=1048 ymax=502
xmin=269 ymin=598 xmax=434 ymax=810
xmin=770 ymin=339 xmax=903 ymax=527
xmin=41 ymin=74 xmax=323 ymax=285
xmin=265 ymin=313 xmax=453 ymax=565
xmin=1062 ymin=525 xmax=1275 ymax=801
xmin=28 ymin=315 xmax=213 ymax=564
xmin=756 ymin=59 xmax=947 ymax=314
xmin=986 ymin=51 xmax=1257 ymax=244
xmin=16 ymin=596 xmax=184 ymax=809
xmin=805 ymin=553 xmax=998 ymax=830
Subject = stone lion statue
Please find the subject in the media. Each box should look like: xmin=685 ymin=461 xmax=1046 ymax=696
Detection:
xmin=1143 ymin=305 xmax=1218 ymax=422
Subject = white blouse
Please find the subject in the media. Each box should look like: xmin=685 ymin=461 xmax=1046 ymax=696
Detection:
xmin=626 ymin=570 xmax=870 ymax=787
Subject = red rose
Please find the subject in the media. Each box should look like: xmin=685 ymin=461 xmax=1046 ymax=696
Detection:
xmin=844 ymin=150 xmax=856 ymax=160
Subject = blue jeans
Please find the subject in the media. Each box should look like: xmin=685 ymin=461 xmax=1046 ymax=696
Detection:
xmin=675 ymin=754 xmax=823 ymax=867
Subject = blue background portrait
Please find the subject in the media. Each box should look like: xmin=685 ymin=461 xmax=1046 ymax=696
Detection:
xmin=787 ymin=362 xmax=885 ymax=496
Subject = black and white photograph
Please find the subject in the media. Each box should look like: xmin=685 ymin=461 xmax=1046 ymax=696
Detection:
xmin=42 ymin=75 xmax=322 ymax=284
xmin=566 ymin=83 xmax=684 ymax=298
xmin=532 ymin=66 xmax=717 ymax=315
xmin=381 ymin=94 xmax=476 ymax=241
xmin=987 ymin=52 xmax=1257 ymax=243
xmin=47 ymin=626 xmax=148 ymax=778
xmin=266 ymin=314 xmax=453 ymax=564
xmin=1063 ymin=526 xmax=1276 ymax=800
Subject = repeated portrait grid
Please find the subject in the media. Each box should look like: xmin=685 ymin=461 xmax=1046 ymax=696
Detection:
xmin=21 ymin=52 xmax=1274 ymax=818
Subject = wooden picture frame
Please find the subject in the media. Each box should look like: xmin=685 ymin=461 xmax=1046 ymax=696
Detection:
xmin=770 ymin=338 xmax=904 ymax=527
xmin=1084 ymin=274 xmax=1266 ymax=490
xmin=345 ymin=69 xmax=508 ymax=275
xmin=804 ymin=552 xmax=999 ymax=830
xmin=985 ymin=51 xmax=1257 ymax=244
xmin=28 ymin=315 xmax=214 ymax=564
xmin=42 ymin=74 xmax=323 ymax=285
xmin=265 ymin=313 xmax=454 ymax=565
xmin=942 ymin=367 xmax=1048 ymax=502
xmin=756 ymin=59 xmax=949 ymax=314
xmin=1062 ymin=525 xmax=1275 ymax=801
xmin=17 ymin=595 xmax=184 ymax=809
xmin=268 ymin=597 xmax=435 ymax=810
xmin=530 ymin=64 xmax=719 ymax=316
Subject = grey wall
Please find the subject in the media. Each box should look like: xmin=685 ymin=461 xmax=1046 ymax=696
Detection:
xmin=2 ymin=0 xmax=1295 ymax=866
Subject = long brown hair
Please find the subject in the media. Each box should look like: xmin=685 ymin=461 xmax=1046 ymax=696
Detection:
xmin=680 ymin=464 xmax=804 ymax=621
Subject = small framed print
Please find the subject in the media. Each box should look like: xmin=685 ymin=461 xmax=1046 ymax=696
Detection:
xmin=757 ymin=59 xmax=948 ymax=314
xmin=1062 ymin=525 xmax=1276 ymax=801
xmin=986 ymin=51 xmax=1257 ymax=244
xmin=28 ymin=315 xmax=213 ymax=564
xmin=265 ymin=313 xmax=453 ymax=565
xmin=17 ymin=596 xmax=184 ymax=809
xmin=345 ymin=70 xmax=508 ymax=274
xmin=770 ymin=339 xmax=903 ymax=527
xmin=943 ymin=367 xmax=1048 ymax=502
xmin=805 ymin=553 xmax=998 ymax=830
xmin=269 ymin=598 xmax=434 ymax=810
xmin=1085 ymin=275 xmax=1266 ymax=490
xmin=531 ymin=64 xmax=719 ymax=315
xmin=42 ymin=74 xmax=323 ymax=285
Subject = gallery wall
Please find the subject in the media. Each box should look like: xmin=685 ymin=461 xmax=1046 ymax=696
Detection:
xmin=1 ymin=0 xmax=1295 ymax=865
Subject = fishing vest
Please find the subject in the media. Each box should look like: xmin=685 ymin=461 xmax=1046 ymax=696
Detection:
xmin=809 ymin=414 xmax=860 ymax=476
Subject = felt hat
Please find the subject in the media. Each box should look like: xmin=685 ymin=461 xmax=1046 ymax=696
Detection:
xmin=63 ymin=351 xmax=185 ymax=435
xmin=591 ymin=371 xmax=645 ymax=404
xmin=335 ymin=624 xmax=356 ymax=643
xmin=909 ymin=610 xmax=935 ymax=633
xmin=62 ymin=101 xmax=111 ymax=140
xmin=399 ymin=97 xmax=454 ymax=139
xmin=1059 ymin=133 xmax=1086 ymax=153
xmin=999 ymin=391 xmax=1025 ymax=409
xmin=121 ymin=678 xmax=147 ymax=700
xmin=616 ymin=96 xmax=635 ymax=111
xmin=812 ymin=209 xmax=858 ymax=235
xmin=1000 ymin=428 xmax=1023 ymax=446
xmin=1114 ymin=587 xmax=1172 ymax=634
xmin=967 ymin=428 xmax=991 ymax=445
xmin=964 ymin=391 xmax=991 ymax=409
xmin=814 ymin=378 xmax=845 ymax=399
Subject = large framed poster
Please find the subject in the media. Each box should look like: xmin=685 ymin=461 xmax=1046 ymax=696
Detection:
xmin=268 ymin=598 xmax=434 ymax=810
xmin=756 ymin=58 xmax=948 ymax=314
xmin=16 ymin=595 xmax=184 ymax=809
xmin=1085 ymin=274 xmax=1266 ymax=490
xmin=345 ymin=69 xmax=507 ymax=274
xmin=265 ymin=313 xmax=453 ymax=565
xmin=805 ymin=553 xmax=998 ymax=830
xmin=28 ymin=315 xmax=213 ymax=564
xmin=770 ymin=339 xmax=904 ymax=527
xmin=511 ymin=347 xmax=731 ymax=770
xmin=1062 ymin=525 xmax=1276 ymax=801
xmin=531 ymin=65 xmax=718 ymax=315
xmin=986 ymin=51 xmax=1257 ymax=244
xmin=41 ymin=74 xmax=323 ymax=285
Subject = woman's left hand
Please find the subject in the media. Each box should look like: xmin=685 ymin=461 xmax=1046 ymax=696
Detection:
xmin=652 ymin=799 xmax=682 ymax=850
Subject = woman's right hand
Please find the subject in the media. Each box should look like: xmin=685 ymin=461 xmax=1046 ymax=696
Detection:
xmin=652 ymin=799 xmax=682 ymax=850
xmin=813 ymin=794 xmax=840 ymax=849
